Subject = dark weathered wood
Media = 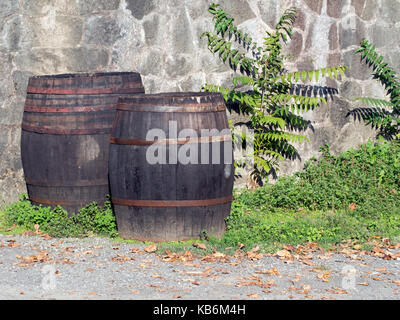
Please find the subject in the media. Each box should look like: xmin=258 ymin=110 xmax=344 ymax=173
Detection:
xmin=109 ymin=92 xmax=234 ymax=241
xmin=21 ymin=72 xmax=145 ymax=215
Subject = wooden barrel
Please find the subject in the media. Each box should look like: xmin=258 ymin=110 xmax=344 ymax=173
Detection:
xmin=21 ymin=72 xmax=145 ymax=215
xmin=109 ymin=92 xmax=234 ymax=241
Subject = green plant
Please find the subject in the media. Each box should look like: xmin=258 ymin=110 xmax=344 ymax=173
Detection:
xmin=201 ymin=3 xmax=347 ymax=182
xmin=208 ymin=139 xmax=400 ymax=249
xmin=2 ymin=195 xmax=118 ymax=238
xmin=350 ymin=39 xmax=400 ymax=140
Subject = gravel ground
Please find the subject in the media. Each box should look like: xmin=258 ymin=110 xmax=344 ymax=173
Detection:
xmin=0 ymin=234 xmax=399 ymax=300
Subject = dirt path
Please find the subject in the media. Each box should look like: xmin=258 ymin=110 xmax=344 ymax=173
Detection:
xmin=0 ymin=234 xmax=399 ymax=300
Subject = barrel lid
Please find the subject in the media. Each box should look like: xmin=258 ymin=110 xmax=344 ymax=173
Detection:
xmin=27 ymin=72 xmax=145 ymax=95
xmin=117 ymin=92 xmax=226 ymax=112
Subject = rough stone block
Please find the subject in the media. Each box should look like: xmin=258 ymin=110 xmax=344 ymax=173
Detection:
xmin=172 ymin=9 xmax=195 ymax=54
xmin=294 ymin=8 xmax=306 ymax=31
xmin=258 ymin=0 xmax=280 ymax=28
xmin=14 ymin=47 xmax=109 ymax=74
xmin=218 ymin=0 xmax=255 ymax=25
xmin=0 ymin=99 xmax=24 ymax=126
xmin=329 ymin=23 xmax=338 ymax=50
xmin=339 ymin=16 xmax=366 ymax=50
xmin=339 ymin=80 xmax=362 ymax=100
xmin=78 ymin=0 xmax=120 ymax=15
xmin=12 ymin=70 xmax=34 ymax=97
xmin=83 ymin=16 xmax=122 ymax=46
xmin=286 ymin=31 xmax=303 ymax=56
xmin=303 ymin=0 xmax=323 ymax=14
xmin=126 ymin=0 xmax=155 ymax=20
xmin=21 ymin=0 xmax=66 ymax=16
xmin=352 ymin=0 xmax=376 ymax=20
xmin=2 ymin=15 xmax=30 ymax=51
xmin=0 ymin=0 xmax=19 ymax=20
xmin=327 ymin=0 xmax=343 ymax=18
xmin=143 ymin=14 xmax=160 ymax=45
xmin=137 ymin=49 xmax=164 ymax=76
xmin=27 ymin=15 xmax=83 ymax=48
xmin=329 ymin=96 xmax=351 ymax=128
xmin=368 ymin=24 xmax=399 ymax=48
xmin=165 ymin=55 xmax=194 ymax=78
xmin=379 ymin=0 xmax=400 ymax=25
xmin=343 ymin=50 xmax=372 ymax=81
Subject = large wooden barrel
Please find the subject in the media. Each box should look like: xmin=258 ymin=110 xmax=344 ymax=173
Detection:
xmin=109 ymin=92 xmax=234 ymax=241
xmin=21 ymin=72 xmax=145 ymax=215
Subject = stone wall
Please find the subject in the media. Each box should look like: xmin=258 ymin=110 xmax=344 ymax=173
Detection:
xmin=0 ymin=0 xmax=398 ymax=201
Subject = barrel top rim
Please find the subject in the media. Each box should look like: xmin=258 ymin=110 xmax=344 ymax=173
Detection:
xmin=118 ymin=91 xmax=223 ymax=101
xmin=29 ymin=72 xmax=142 ymax=80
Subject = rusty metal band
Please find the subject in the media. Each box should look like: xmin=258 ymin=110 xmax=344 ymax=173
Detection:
xmin=23 ymin=104 xmax=116 ymax=113
xmin=117 ymin=103 xmax=226 ymax=113
xmin=111 ymin=195 xmax=233 ymax=207
xmin=21 ymin=124 xmax=111 ymax=135
xmin=109 ymin=134 xmax=232 ymax=146
xmin=27 ymin=86 xmax=144 ymax=95
xmin=25 ymin=178 xmax=109 ymax=187
xmin=29 ymin=196 xmax=105 ymax=206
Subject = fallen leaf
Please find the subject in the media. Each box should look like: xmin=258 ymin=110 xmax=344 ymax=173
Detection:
xmin=86 ymin=268 xmax=95 ymax=272
xmin=392 ymin=280 xmax=400 ymax=286
xmin=276 ymin=249 xmax=291 ymax=258
xmin=372 ymin=277 xmax=384 ymax=281
xmin=255 ymin=267 xmax=280 ymax=276
xmin=88 ymin=292 xmax=97 ymax=295
xmin=301 ymin=285 xmax=311 ymax=294
xmin=247 ymin=293 xmax=258 ymax=298
xmin=144 ymin=244 xmax=157 ymax=253
xmin=349 ymin=203 xmax=357 ymax=210
xmin=353 ymin=244 xmax=362 ymax=250
xmin=193 ymin=243 xmax=206 ymax=250
xmin=375 ymin=267 xmax=387 ymax=273
xmin=173 ymin=295 xmax=182 ymax=299
xmin=358 ymin=282 xmax=369 ymax=286
xmin=34 ymin=224 xmax=40 ymax=234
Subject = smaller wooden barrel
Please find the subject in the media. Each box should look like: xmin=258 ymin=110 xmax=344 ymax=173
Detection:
xmin=21 ymin=72 xmax=145 ymax=215
xmin=109 ymin=92 xmax=234 ymax=241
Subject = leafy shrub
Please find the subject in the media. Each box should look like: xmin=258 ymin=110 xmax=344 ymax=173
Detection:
xmin=211 ymin=140 xmax=400 ymax=248
xmin=4 ymin=195 xmax=118 ymax=238
xmin=349 ymin=39 xmax=400 ymax=140
xmin=201 ymin=3 xmax=346 ymax=182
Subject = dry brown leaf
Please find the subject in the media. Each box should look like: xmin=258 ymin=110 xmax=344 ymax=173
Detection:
xmin=375 ymin=266 xmax=387 ymax=273
xmin=392 ymin=280 xmax=400 ymax=286
xmin=193 ymin=243 xmax=206 ymax=250
xmin=302 ymin=260 xmax=315 ymax=266
xmin=144 ymin=244 xmax=157 ymax=253
xmin=349 ymin=203 xmax=357 ymax=210
xmin=353 ymin=244 xmax=362 ymax=250
xmin=86 ymin=268 xmax=95 ymax=272
xmin=255 ymin=267 xmax=280 ymax=276
xmin=301 ymin=285 xmax=311 ymax=294
xmin=276 ymin=249 xmax=291 ymax=258
xmin=372 ymin=277 xmax=384 ymax=281
xmin=358 ymin=282 xmax=369 ymax=286
xmin=247 ymin=293 xmax=258 ymax=299
xmin=88 ymin=291 xmax=97 ymax=295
